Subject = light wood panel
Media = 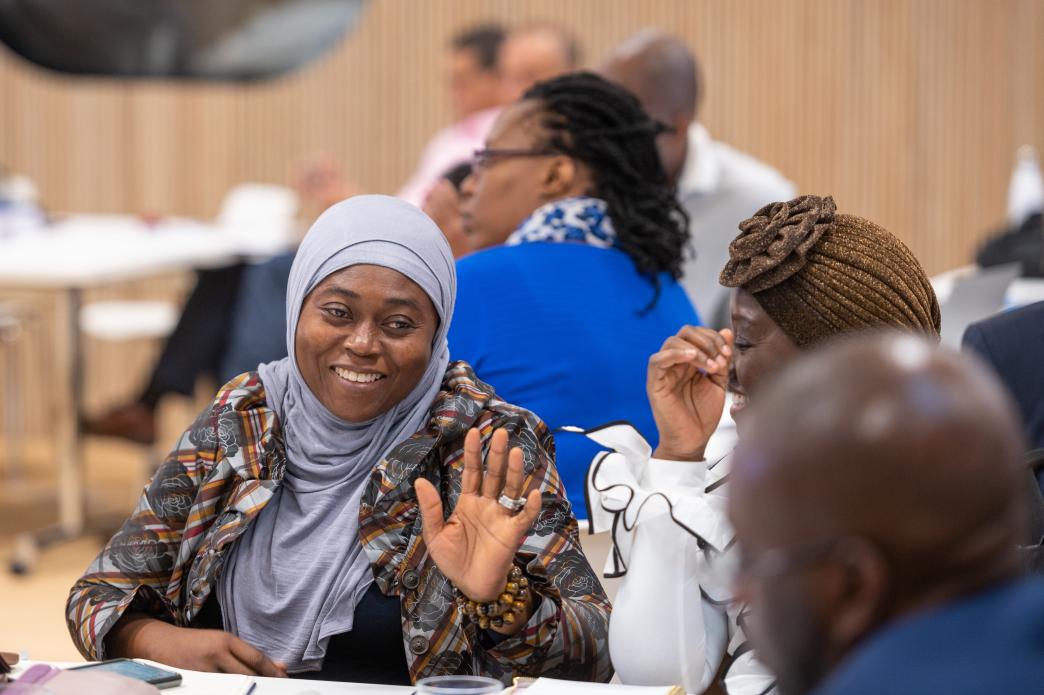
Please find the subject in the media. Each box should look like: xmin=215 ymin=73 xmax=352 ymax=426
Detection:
xmin=2 ymin=0 xmax=1042 ymax=273
xmin=2 ymin=0 xmax=1044 ymax=441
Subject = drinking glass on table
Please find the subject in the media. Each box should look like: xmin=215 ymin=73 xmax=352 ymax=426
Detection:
xmin=416 ymin=675 xmax=504 ymax=695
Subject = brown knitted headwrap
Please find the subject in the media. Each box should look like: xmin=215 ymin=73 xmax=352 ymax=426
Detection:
xmin=719 ymin=195 xmax=941 ymax=347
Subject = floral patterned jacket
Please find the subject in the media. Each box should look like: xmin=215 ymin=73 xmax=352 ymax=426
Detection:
xmin=66 ymin=363 xmax=612 ymax=683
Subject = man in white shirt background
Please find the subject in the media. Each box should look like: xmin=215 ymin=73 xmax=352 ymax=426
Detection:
xmin=601 ymin=30 xmax=796 ymax=328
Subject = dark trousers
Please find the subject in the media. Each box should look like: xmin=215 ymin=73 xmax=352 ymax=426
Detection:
xmin=140 ymin=263 xmax=246 ymax=407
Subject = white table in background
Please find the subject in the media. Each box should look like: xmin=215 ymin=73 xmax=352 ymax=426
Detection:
xmin=0 ymin=215 xmax=293 ymax=573
xmin=931 ymin=264 xmax=1044 ymax=308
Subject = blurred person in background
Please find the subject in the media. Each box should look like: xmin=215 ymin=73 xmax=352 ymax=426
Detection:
xmin=601 ymin=30 xmax=795 ymax=328
xmin=397 ymin=24 xmax=509 ymax=206
xmin=419 ymin=23 xmax=581 ymax=255
xmin=975 ymin=211 xmax=1044 ymax=278
xmin=87 ymin=21 xmax=584 ymax=445
xmin=84 ymin=261 xmax=249 ymax=444
xmin=355 ymin=22 xmax=582 ymax=210
xmin=498 ymin=23 xmax=581 ymax=104
xmin=291 ymin=151 xmax=357 ymax=225
xmin=84 ymin=155 xmax=330 ymax=445
xmin=449 ymin=71 xmax=698 ymax=517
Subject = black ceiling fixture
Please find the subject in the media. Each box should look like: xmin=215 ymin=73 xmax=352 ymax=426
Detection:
xmin=0 ymin=0 xmax=366 ymax=80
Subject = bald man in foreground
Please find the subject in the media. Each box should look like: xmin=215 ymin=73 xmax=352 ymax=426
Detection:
xmin=729 ymin=333 xmax=1044 ymax=694
xmin=601 ymin=31 xmax=795 ymax=328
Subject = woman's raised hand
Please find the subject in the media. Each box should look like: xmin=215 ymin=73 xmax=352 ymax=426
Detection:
xmin=415 ymin=428 xmax=541 ymax=605
xmin=648 ymin=325 xmax=733 ymax=461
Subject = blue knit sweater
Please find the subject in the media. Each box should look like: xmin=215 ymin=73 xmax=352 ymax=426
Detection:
xmin=448 ymin=242 xmax=700 ymax=517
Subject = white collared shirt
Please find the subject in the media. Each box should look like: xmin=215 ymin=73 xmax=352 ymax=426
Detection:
xmin=677 ymin=124 xmax=796 ymax=327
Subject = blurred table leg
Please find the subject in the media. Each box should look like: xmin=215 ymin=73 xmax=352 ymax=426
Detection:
xmin=10 ymin=287 xmax=85 ymax=574
xmin=57 ymin=287 xmax=85 ymax=534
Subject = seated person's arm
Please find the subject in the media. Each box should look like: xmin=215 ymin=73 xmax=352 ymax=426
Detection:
xmin=582 ymin=326 xmax=776 ymax=692
xmin=66 ymin=376 xmax=285 ymax=676
xmin=106 ymin=612 xmax=284 ymax=676
xmin=66 ymin=430 xmax=204 ymax=661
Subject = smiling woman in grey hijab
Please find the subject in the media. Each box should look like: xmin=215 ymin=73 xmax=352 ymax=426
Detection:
xmin=219 ymin=193 xmax=457 ymax=672
xmin=67 ymin=195 xmax=611 ymax=685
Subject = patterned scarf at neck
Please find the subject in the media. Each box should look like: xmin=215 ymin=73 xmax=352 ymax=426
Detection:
xmin=505 ymin=196 xmax=619 ymax=249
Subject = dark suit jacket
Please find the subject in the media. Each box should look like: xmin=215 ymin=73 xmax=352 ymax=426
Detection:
xmin=811 ymin=579 xmax=1044 ymax=695
xmin=218 ymin=251 xmax=294 ymax=383
xmin=963 ymin=301 xmax=1044 ymax=451
xmin=963 ymin=301 xmax=1044 ymax=548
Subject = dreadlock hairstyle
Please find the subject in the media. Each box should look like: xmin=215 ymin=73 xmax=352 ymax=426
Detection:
xmin=522 ymin=72 xmax=690 ymax=306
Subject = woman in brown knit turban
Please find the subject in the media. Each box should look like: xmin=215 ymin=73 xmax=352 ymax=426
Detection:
xmin=583 ymin=195 xmax=941 ymax=695
xmin=654 ymin=193 xmax=940 ymax=440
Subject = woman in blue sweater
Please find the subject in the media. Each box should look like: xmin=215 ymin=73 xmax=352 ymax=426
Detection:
xmin=450 ymin=72 xmax=700 ymax=516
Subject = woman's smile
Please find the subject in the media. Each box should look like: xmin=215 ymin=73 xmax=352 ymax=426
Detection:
xmin=295 ymin=263 xmax=438 ymax=422
xmin=331 ymin=365 xmax=387 ymax=385
xmin=729 ymin=389 xmax=748 ymax=422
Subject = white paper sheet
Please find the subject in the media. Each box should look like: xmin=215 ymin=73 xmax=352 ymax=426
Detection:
xmin=524 ymin=678 xmax=683 ymax=695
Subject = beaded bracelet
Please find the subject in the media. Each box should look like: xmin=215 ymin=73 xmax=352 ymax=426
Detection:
xmin=461 ymin=565 xmax=530 ymax=630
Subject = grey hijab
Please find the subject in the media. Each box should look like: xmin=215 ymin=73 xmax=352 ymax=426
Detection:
xmin=218 ymin=195 xmax=456 ymax=673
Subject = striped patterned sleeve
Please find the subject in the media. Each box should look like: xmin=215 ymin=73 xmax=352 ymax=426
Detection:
xmin=480 ymin=412 xmax=613 ymax=681
xmin=64 ymin=373 xmax=265 ymax=660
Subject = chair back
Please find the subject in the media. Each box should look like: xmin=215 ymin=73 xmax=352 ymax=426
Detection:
xmin=941 ymin=262 xmax=1020 ymax=347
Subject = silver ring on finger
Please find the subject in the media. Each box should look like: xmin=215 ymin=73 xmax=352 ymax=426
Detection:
xmin=497 ymin=494 xmax=527 ymax=514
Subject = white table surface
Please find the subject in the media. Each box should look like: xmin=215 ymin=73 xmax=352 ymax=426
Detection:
xmin=11 ymin=660 xmax=414 ymax=695
xmin=168 ymin=669 xmax=414 ymax=695
xmin=0 ymin=214 xmax=293 ymax=289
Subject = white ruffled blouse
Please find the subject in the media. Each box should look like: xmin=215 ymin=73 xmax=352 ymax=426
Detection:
xmin=575 ymin=421 xmax=776 ymax=695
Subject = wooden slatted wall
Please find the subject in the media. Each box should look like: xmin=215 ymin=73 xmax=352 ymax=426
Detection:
xmin=3 ymin=0 xmax=1043 ymax=272
xmin=2 ymin=0 xmax=1043 ymax=439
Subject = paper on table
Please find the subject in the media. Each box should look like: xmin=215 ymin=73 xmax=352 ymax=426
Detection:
xmin=171 ymin=673 xmax=253 ymax=695
xmin=523 ymin=678 xmax=684 ymax=695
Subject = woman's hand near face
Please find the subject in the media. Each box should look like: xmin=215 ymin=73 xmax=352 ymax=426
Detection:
xmin=415 ymin=428 xmax=541 ymax=635
xmin=648 ymin=326 xmax=733 ymax=462
xmin=106 ymin=613 xmax=287 ymax=677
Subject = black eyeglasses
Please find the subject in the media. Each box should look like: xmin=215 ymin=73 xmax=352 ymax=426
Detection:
xmin=470 ymin=147 xmax=561 ymax=171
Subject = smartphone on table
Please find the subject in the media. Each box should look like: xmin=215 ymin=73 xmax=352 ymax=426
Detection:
xmin=68 ymin=658 xmax=182 ymax=689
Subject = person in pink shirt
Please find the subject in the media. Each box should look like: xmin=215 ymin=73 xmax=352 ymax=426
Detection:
xmin=418 ymin=24 xmax=582 ymax=256
xmin=397 ymin=25 xmax=510 ymax=206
